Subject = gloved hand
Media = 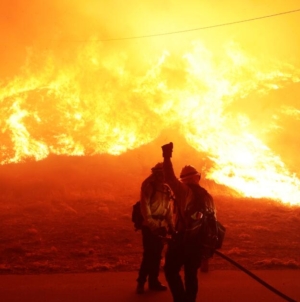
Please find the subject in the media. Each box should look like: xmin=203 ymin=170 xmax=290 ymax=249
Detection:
xmin=162 ymin=142 xmax=173 ymax=158
xmin=153 ymin=227 xmax=167 ymax=238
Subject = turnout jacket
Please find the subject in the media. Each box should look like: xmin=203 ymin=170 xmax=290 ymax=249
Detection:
xmin=140 ymin=174 xmax=174 ymax=231
xmin=163 ymin=157 xmax=214 ymax=233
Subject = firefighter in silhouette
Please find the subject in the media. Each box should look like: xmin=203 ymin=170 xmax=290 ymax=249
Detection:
xmin=136 ymin=163 xmax=175 ymax=294
xmin=161 ymin=142 xmax=216 ymax=302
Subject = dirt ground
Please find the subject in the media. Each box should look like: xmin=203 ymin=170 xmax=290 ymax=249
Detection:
xmin=0 ymin=186 xmax=299 ymax=275
xmin=0 ymin=154 xmax=300 ymax=275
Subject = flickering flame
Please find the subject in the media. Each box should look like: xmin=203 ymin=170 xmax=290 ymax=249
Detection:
xmin=1 ymin=0 xmax=300 ymax=206
xmin=1 ymin=39 xmax=300 ymax=205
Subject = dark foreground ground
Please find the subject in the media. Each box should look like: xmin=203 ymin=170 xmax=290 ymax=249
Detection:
xmin=0 ymin=270 xmax=299 ymax=302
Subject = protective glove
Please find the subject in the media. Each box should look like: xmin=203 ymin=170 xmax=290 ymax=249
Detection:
xmin=162 ymin=142 xmax=173 ymax=158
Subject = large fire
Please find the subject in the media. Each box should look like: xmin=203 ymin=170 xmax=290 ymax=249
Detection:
xmin=1 ymin=1 xmax=300 ymax=205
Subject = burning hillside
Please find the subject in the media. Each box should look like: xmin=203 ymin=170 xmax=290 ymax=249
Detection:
xmin=0 ymin=133 xmax=238 ymax=201
xmin=1 ymin=52 xmax=300 ymax=204
xmin=1 ymin=1 xmax=300 ymax=205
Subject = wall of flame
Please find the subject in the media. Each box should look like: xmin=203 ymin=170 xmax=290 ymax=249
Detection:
xmin=1 ymin=0 xmax=300 ymax=204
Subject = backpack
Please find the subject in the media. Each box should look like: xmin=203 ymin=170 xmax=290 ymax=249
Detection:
xmin=131 ymin=183 xmax=172 ymax=231
xmin=184 ymin=184 xmax=225 ymax=256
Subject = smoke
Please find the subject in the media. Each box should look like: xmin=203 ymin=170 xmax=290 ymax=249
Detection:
xmin=1 ymin=0 xmax=299 ymax=75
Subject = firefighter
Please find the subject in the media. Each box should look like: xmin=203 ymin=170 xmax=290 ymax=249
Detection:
xmin=136 ymin=163 xmax=175 ymax=294
xmin=161 ymin=142 xmax=215 ymax=302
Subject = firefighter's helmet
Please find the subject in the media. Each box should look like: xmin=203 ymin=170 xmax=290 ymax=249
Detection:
xmin=180 ymin=165 xmax=201 ymax=180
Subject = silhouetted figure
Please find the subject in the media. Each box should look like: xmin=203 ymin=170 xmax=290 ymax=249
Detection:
xmin=136 ymin=163 xmax=175 ymax=294
xmin=161 ymin=142 xmax=216 ymax=302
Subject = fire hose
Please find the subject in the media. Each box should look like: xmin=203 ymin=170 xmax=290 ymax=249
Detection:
xmin=215 ymin=250 xmax=297 ymax=302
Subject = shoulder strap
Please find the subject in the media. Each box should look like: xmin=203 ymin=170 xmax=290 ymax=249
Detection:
xmin=163 ymin=184 xmax=173 ymax=200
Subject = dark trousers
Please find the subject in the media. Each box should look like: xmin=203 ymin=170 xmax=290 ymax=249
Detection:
xmin=137 ymin=226 xmax=164 ymax=285
xmin=164 ymin=235 xmax=202 ymax=302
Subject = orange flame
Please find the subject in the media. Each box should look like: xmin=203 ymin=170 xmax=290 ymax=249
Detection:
xmin=1 ymin=40 xmax=300 ymax=204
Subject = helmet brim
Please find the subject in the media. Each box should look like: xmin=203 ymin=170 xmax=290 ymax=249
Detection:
xmin=179 ymin=171 xmax=201 ymax=180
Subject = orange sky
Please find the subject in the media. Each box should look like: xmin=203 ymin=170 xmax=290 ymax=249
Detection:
xmin=1 ymin=0 xmax=300 ymax=76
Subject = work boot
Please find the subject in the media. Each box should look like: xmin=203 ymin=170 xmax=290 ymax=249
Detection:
xmin=136 ymin=283 xmax=145 ymax=294
xmin=149 ymin=281 xmax=167 ymax=291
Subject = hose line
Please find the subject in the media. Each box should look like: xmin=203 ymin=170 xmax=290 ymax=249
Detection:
xmin=215 ymin=250 xmax=297 ymax=302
